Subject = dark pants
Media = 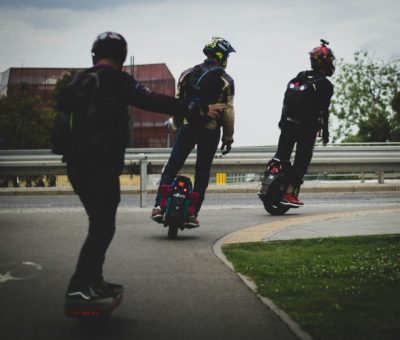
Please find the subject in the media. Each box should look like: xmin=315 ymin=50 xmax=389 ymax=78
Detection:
xmin=275 ymin=121 xmax=319 ymax=187
xmin=155 ymin=124 xmax=221 ymax=214
xmin=67 ymin=160 xmax=120 ymax=284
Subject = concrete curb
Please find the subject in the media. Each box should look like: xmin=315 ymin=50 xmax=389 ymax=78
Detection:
xmin=213 ymin=234 xmax=313 ymax=340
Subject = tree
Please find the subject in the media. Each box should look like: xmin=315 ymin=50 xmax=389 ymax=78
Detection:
xmin=0 ymin=84 xmax=55 ymax=149
xmin=391 ymin=91 xmax=400 ymax=140
xmin=0 ymin=71 xmax=76 ymax=149
xmin=52 ymin=70 xmax=77 ymax=104
xmin=330 ymin=51 xmax=400 ymax=142
xmin=392 ymin=91 xmax=400 ymax=114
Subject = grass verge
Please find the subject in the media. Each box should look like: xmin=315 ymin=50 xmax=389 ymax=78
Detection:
xmin=222 ymin=234 xmax=400 ymax=340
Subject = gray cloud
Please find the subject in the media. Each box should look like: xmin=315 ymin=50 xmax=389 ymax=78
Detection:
xmin=0 ymin=0 xmax=166 ymax=10
xmin=0 ymin=0 xmax=399 ymax=145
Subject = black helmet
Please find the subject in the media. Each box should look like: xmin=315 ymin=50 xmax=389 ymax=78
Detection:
xmin=203 ymin=36 xmax=236 ymax=68
xmin=91 ymin=31 xmax=127 ymax=68
xmin=309 ymin=39 xmax=336 ymax=76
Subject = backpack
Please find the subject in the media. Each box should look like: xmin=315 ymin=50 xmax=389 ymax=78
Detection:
xmin=283 ymin=71 xmax=325 ymax=122
xmin=51 ymin=70 xmax=101 ymax=157
xmin=51 ymin=110 xmax=72 ymax=156
xmin=179 ymin=65 xmax=224 ymax=126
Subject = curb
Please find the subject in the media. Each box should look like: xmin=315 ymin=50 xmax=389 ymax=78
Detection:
xmin=213 ymin=234 xmax=313 ymax=340
xmin=212 ymin=207 xmax=400 ymax=340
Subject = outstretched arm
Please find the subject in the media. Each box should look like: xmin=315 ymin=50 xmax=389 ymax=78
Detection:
xmin=126 ymin=76 xmax=188 ymax=118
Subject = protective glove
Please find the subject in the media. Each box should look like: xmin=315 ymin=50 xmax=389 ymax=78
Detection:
xmin=220 ymin=141 xmax=232 ymax=155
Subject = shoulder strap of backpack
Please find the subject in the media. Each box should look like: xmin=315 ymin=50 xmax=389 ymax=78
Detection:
xmin=72 ymin=69 xmax=106 ymax=120
xmin=305 ymin=71 xmax=326 ymax=85
xmin=194 ymin=66 xmax=224 ymax=90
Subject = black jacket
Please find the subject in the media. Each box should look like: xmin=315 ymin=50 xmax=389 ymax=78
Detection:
xmin=57 ymin=64 xmax=188 ymax=174
xmin=280 ymin=70 xmax=333 ymax=133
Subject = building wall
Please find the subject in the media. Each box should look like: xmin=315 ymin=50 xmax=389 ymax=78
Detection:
xmin=0 ymin=69 xmax=10 ymax=97
xmin=122 ymin=64 xmax=176 ymax=148
xmin=0 ymin=64 xmax=176 ymax=148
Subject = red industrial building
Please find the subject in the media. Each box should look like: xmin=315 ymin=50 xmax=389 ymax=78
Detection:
xmin=0 ymin=64 xmax=176 ymax=148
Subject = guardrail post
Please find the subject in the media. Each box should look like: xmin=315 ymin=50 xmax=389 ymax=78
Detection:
xmin=378 ymin=170 xmax=385 ymax=184
xmin=139 ymin=153 xmax=148 ymax=207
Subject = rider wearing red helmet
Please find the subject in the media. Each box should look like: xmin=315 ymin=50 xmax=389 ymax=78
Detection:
xmin=275 ymin=39 xmax=335 ymax=207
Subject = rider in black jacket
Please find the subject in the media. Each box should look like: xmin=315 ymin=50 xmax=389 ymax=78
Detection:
xmin=59 ymin=32 xmax=223 ymax=305
xmin=275 ymin=39 xmax=335 ymax=207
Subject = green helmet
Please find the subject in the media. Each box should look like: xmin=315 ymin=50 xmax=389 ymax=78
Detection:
xmin=203 ymin=36 xmax=236 ymax=68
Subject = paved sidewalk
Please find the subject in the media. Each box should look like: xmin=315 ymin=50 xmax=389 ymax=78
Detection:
xmin=265 ymin=210 xmax=400 ymax=241
xmin=220 ymin=207 xmax=400 ymax=245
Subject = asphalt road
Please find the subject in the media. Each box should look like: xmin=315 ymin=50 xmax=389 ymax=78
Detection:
xmin=0 ymin=192 xmax=399 ymax=340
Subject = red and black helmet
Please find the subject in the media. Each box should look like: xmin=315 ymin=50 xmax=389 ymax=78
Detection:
xmin=309 ymin=39 xmax=336 ymax=76
xmin=91 ymin=32 xmax=127 ymax=68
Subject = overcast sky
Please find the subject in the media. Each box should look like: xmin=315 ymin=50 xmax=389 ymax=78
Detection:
xmin=0 ymin=0 xmax=399 ymax=146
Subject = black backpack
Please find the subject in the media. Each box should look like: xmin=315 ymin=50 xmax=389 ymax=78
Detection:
xmin=283 ymin=71 xmax=325 ymax=122
xmin=181 ymin=65 xmax=224 ymax=125
xmin=51 ymin=70 xmax=101 ymax=157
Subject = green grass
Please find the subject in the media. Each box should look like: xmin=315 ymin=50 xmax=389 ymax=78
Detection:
xmin=222 ymin=235 xmax=400 ymax=340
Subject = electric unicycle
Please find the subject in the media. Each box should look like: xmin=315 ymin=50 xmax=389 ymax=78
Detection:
xmin=258 ymin=158 xmax=297 ymax=216
xmin=161 ymin=176 xmax=199 ymax=239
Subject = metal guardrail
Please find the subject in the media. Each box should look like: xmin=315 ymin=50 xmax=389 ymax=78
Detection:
xmin=1 ymin=143 xmax=400 ymax=205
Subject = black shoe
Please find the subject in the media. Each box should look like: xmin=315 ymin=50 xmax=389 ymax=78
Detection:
xmin=66 ymin=279 xmax=124 ymax=301
xmin=66 ymin=285 xmax=104 ymax=301
xmin=93 ymin=280 xmax=124 ymax=298
xmin=64 ymin=280 xmax=124 ymax=318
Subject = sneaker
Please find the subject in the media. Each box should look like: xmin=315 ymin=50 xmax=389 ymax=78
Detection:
xmin=66 ymin=285 xmax=106 ymax=302
xmin=65 ymin=278 xmax=124 ymax=301
xmin=280 ymin=193 xmax=304 ymax=208
xmin=185 ymin=215 xmax=200 ymax=228
xmin=64 ymin=280 xmax=124 ymax=318
xmin=151 ymin=206 xmax=164 ymax=223
xmin=93 ymin=280 xmax=124 ymax=298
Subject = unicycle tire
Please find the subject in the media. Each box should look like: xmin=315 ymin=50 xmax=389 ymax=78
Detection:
xmin=167 ymin=225 xmax=179 ymax=239
xmin=263 ymin=201 xmax=290 ymax=216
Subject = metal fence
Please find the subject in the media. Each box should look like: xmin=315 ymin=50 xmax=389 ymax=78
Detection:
xmin=1 ymin=143 xmax=400 ymax=206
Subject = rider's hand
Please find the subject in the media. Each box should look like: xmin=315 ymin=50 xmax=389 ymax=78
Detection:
xmin=220 ymin=141 xmax=232 ymax=155
xmin=207 ymin=103 xmax=226 ymax=120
